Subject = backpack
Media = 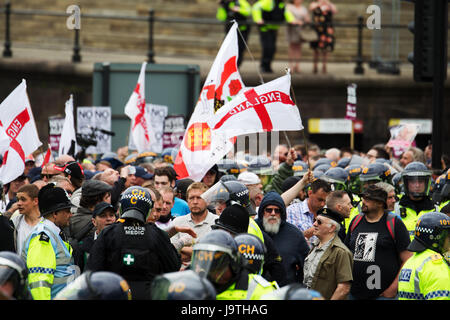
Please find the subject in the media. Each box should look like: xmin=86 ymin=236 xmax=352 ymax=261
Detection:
xmin=349 ymin=212 xmax=397 ymax=242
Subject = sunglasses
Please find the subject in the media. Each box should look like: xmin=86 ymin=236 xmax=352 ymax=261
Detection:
xmin=264 ymin=207 xmax=281 ymax=214
xmin=314 ymin=218 xmax=324 ymax=225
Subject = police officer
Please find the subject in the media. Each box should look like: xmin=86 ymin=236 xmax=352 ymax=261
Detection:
xmin=86 ymin=186 xmax=181 ymax=300
xmin=151 ymin=269 xmax=216 ymax=300
xmin=190 ymin=229 xmax=278 ymax=299
xmin=235 ymin=233 xmax=266 ymax=275
xmin=398 ymin=212 xmax=450 ymax=300
xmin=0 ymin=251 xmax=31 ymax=300
xmin=22 ymin=183 xmax=78 ymax=300
xmin=217 ymin=0 xmax=252 ymax=67
xmin=54 ymin=271 xmax=131 ymax=300
xmin=395 ymin=162 xmax=438 ymax=240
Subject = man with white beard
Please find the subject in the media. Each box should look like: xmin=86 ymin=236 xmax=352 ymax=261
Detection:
xmin=255 ymin=191 xmax=310 ymax=285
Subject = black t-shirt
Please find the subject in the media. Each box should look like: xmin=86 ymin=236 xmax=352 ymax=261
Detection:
xmin=344 ymin=213 xmax=410 ymax=299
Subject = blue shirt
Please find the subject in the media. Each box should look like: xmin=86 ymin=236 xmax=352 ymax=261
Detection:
xmin=286 ymin=199 xmax=317 ymax=246
xmin=171 ymin=197 xmax=190 ymax=218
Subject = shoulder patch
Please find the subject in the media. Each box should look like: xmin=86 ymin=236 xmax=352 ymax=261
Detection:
xmin=431 ymin=254 xmax=443 ymax=264
xmin=39 ymin=232 xmax=50 ymax=242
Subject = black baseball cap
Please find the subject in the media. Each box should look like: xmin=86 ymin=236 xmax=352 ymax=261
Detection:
xmin=55 ymin=161 xmax=85 ymax=180
xmin=92 ymin=202 xmax=115 ymax=218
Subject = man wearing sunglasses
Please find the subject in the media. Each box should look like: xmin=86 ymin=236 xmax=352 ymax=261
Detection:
xmin=303 ymin=208 xmax=353 ymax=300
xmin=255 ymin=191 xmax=309 ymax=285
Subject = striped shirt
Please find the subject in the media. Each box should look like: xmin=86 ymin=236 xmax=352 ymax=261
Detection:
xmin=286 ymin=199 xmax=317 ymax=245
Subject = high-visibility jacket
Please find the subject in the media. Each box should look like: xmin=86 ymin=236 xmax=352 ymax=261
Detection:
xmin=394 ymin=205 xmax=437 ymax=241
xmin=252 ymin=0 xmax=295 ymax=31
xmin=248 ymin=218 xmax=265 ymax=244
xmin=217 ymin=0 xmax=252 ymax=31
xmin=439 ymin=199 xmax=450 ymax=211
xmin=398 ymin=249 xmax=450 ymax=300
xmin=216 ymin=274 xmax=279 ymax=300
xmin=22 ymin=219 xmax=78 ymax=300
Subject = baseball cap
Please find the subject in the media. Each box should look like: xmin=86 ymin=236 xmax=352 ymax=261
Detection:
xmin=237 ymin=171 xmax=261 ymax=185
xmin=134 ymin=166 xmax=153 ymax=180
xmin=92 ymin=202 xmax=115 ymax=218
xmin=55 ymin=161 xmax=85 ymax=180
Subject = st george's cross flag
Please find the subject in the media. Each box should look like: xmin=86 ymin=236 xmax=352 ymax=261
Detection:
xmin=174 ymin=21 xmax=246 ymax=181
xmin=208 ymin=74 xmax=303 ymax=139
xmin=0 ymin=80 xmax=42 ymax=184
xmin=124 ymin=62 xmax=152 ymax=153
xmin=58 ymin=94 xmax=77 ymax=157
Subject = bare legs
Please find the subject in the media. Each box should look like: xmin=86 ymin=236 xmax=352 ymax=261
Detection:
xmin=288 ymin=43 xmax=302 ymax=73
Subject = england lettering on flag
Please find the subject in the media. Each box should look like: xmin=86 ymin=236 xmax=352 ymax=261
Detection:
xmin=0 ymin=80 xmax=42 ymax=184
xmin=174 ymin=21 xmax=246 ymax=181
xmin=124 ymin=62 xmax=152 ymax=153
xmin=208 ymin=73 xmax=303 ymax=139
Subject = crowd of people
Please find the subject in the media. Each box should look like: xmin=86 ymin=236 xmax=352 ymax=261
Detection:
xmin=217 ymin=0 xmax=337 ymax=74
xmin=0 ymin=140 xmax=449 ymax=300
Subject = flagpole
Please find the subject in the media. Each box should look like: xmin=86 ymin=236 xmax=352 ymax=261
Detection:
xmin=350 ymin=120 xmax=355 ymax=150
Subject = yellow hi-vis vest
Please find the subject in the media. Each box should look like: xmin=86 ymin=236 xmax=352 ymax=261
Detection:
xmin=248 ymin=218 xmax=265 ymax=244
xmin=216 ymin=274 xmax=279 ymax=300
xmin=398 ymin=249 xmax=450 ymax=300
xmin=394 ymin=204 xmax=437 ymax=241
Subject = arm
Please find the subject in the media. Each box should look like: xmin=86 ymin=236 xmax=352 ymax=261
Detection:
xmin=281 ymin=170 xmax=313 ymax=206
xmin=330 ymin=282 xmax=351 ymax=300
xmin=380 ymin=250 xmax=412 ymax=298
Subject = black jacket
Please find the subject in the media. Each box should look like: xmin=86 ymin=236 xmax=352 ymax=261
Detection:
xmin=255 ymin=191 xmax=310 ymax=285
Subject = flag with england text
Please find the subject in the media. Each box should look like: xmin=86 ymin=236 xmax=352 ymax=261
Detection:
xmin=0 ymin=80 xmax=42 ymax=184
xmin=58 ymin=94 xmax=77 ymax=157
xmin=124 ymin=62 xmax=153 ymax=153
xmin=174 ymin=21 xmax=245 ymax=181
xmin=208 ymin=74 xmax=303 ymax=139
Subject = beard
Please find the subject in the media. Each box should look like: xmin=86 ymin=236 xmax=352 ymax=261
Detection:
xmin=263 ymin=216 xmax=281 ymax=235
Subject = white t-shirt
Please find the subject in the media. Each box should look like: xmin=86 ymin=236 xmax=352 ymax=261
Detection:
xmin=12 ymin=215 xmax=43 ymax=255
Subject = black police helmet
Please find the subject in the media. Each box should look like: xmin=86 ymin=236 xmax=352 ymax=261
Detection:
xmin=402 ymin=161 xmax=431 ymax=198
xmin=0 ymin=251 xmax=29 ymax=300
xmin=191 ymin=230 xmax=241 ymax=293
xmin=119 ymin=186 xmax=153 ymax=223
xmin=54 ymin=271 xmax=131 ymax=300
xmin=223 ymin=180 xmax=257 ymax=216
xmin=408 ymin=212 xmax=450 ymax=254
xmin=235 ymin=233 xmax=266 ymax=275
xmin=212 ymin=204 xmax=250 ymax=235
xmin=150 ymin=270 xmax=216 ymax=300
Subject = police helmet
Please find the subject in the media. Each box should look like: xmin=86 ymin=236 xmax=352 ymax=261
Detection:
xmin=345 ymin=165 xmax=363 ymax=195
xmin=161 ymin=147 xmax=178 ymax=164
xmin=337 ymin=157 xmax=351 ymax=169
xmin=220 ymin=174 xmax=238 ymax=182
xmin=401 ymin=161 xmax=432 ymax=198
xmin=320 ymin=167 xmax=349 ymax=191
xmin=314 ymin=164 xmax=331 ymax=175
xmin=313 ymin=158 xmax=333 ymax=170
xmin=119 ymin=186 xmax=153 ymax=223
xmin=439 ymin=170 xmax=450 ymax=202
xmin=150 ymin=270 xmax=216 ymax=300
xmin=247 ymin=155 xmax=273 ymax=175
xmin=234 ymin=233 xmax=266 ymax=275
xmin=135 ymin=151 xmax=158 ymax=165
xmin=54 ymin=271 xmax=131 ymax=300
xmin=431 ymin=174 xmax=446 ymax=205
xmin=359 ymin=163 xmax=392 ymax=192
xmin=408 ymin=212 xmax=450 ymax=255
xmin=217 ymin=159 xmax=239 ymax=175
xmin=392 ymin=172 xmax=404 ymax=196
xmin=0 ymin=252 xmax=29 ymax=300
xmin=202 ymin=180 xmax=256 ymax=216
xmin=191 ymin=230 xmax=241 ymax=293
xmin=292 ymin=160 xmax=309 ymax=177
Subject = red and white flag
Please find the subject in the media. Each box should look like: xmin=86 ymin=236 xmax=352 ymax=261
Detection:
xmin=208 ymin=74 xmax=303 ymax=138
xmin=41 ymin=144 xmax=54 ymax=168
xmin=0 ymin=80 xmax=42 ymax=184
xmin=174 ymin=22 xmax=245 ymax=181
xmin=124 ymin=62 xmax=152 ymax=153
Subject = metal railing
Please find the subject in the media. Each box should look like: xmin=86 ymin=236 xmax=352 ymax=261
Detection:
xmin=1 ymin=3 xmax=411 ymax=74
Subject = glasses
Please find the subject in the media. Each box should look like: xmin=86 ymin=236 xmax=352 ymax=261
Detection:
xmin=314 ymin=218 xmax=323 ymax=225
xmin=264 ymin=207 xmax=281 ymax=214
xmin=41 ymin=173 xmax=59 ymax=179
